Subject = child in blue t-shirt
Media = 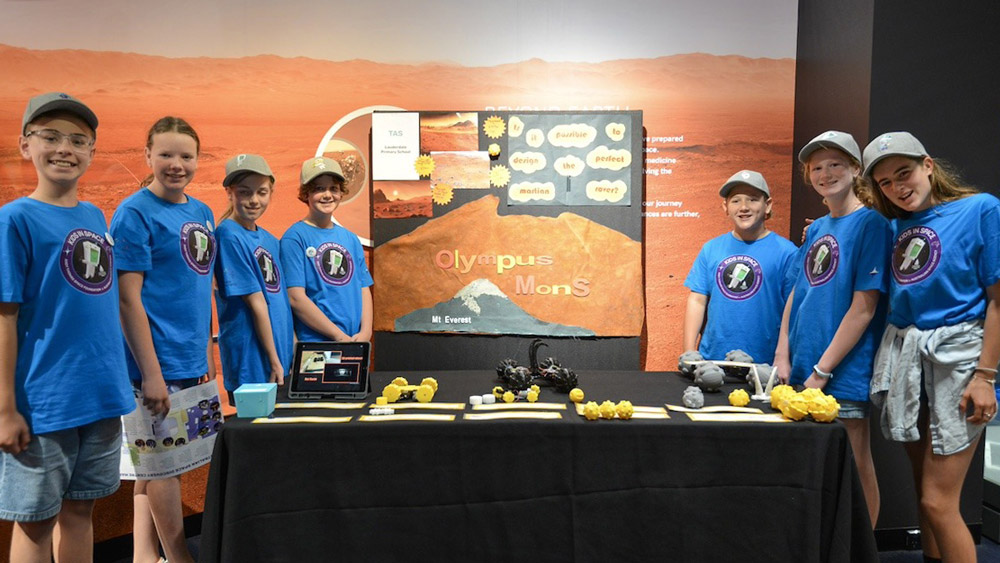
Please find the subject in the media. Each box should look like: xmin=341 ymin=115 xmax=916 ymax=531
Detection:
xmin=280 ymin=157 xmax=373 ymax=343
xmin=0 ymin=92 xmax=134 ymax=562
xmin=214 ymin=154 xmax=294 ymax=401
xmin=865 ymin=131 xmax=1000 ymax=561
xmin=682 ymin=170 xmax=797 ymax=365
xmin=775 ymin=130 xmax=891 ymax=528
xmin=110 ymin=116 xmax=215 ymax=563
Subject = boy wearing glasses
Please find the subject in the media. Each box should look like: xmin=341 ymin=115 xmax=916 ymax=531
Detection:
xmin=280 ymin=157 xmax=373 ymax=343
xmin=0 ymin=93 xmax=134 ymax=561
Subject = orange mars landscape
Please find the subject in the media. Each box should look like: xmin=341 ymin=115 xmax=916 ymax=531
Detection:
xmin=0 ymin=44 xmax=794 ymax=371
xmin=420 ymin=112 xmax=479 ymax=152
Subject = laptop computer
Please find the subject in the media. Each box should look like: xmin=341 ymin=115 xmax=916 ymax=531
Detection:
xmin=287 ymin=341 xmax=371 ymax=400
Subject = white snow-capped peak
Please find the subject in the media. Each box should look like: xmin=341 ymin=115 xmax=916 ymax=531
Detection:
xmin=455 ymin=279 xmax=508 ymax=315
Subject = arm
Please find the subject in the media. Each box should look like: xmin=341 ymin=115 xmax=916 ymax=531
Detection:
xmin=205 ymin=329 xmax=216 ymax=382
xmin=241 ymin=292 xmax=285 ymax=384
xmin=287 ymin=287 xmax=351 ymax=342
xmin=682 ymin=291 xmax=707 ymax=353
xmin=804 ymin=289 xmax=880 ymax=389
xmin=773 ymin=290 xmax=794 ymax=383
xmin=352 ymin=286 xmax=373 ymax=343
xmin=118 ymin=270 xmax=170 ymax=415
xmin=0 ymin=303 xmax=30 ymax=454
xmin=961 ymin=279 xmax=1000 ymax=423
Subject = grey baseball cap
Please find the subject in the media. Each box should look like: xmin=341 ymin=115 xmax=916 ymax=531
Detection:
xmin=22 ymin=92 xmax=99 ymax=134
xmin=862 ymin=132 xmax=929 ymax=178
xmin=720 ymin=170 xmax=770 ymax=198
xmin=798 ymin=130 xmax=861 ymax=164
xmin=223 ymin=154 xmax=275 ymax=186
xmin=300 ymin=156 xmax=346 ymax=186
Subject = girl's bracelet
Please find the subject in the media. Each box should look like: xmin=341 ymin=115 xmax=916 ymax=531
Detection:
xmin=974 ymin=367 xmax=997 ymax=385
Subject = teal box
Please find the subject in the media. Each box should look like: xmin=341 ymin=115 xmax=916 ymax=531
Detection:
xmin=234 ymin=383 xmax=277 ymax=418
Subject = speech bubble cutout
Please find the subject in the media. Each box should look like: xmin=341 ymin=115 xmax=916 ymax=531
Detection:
xmin=606 ymin=122 xmax=626 ymax=142
xmin=586 ymin=146 xmax=632 ymax=171
xmin=586 ymin=180 xmax=627 ymax=203
xmin=508 ymin=116 xmax=525 ymax=138
xmin=510 ymin=182 xmax=556 ymax=202
xmin=525 ymin=128 xmax=545 ymax=148
xmin=548 ymin=123 xmax=597 ymax=148
xmin=554 ymin=155 xmax=586 ymax=177
xmin=509 ymin=151 xmax=547 ymax=174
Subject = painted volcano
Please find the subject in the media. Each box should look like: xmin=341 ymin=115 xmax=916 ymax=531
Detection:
xmin=373 ymin=195 xmax=643 ymax=336
xmin=395 ymin=279 xmax=595 ymax=336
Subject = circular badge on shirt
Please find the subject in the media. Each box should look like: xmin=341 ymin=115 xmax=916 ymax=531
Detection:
xmin=314 ymin=242 xmax=354 ymax=286
xmin=105 ymin=232 xmax=115 ymax=246
xmin=254 ymin=246 xmax=281 ymax=293
xmin=805 ymin=234 xmax=839 ymax=287
xmin=892 ymin=226 xmax=941 ymax=285
xmin=715 ymin=254 xmax=763 ymax=300
xmin=60 ymin=229 xmax=114 ymax=295
xmin=305 ymin=246 xmax=317 ymax=258
xmin=179 ymin=221 xmax=216 ymax=275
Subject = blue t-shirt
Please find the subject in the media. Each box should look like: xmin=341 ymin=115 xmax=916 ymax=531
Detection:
xmin=0 ymin=198 xmax=134 ymax=434
xmin=214 ymin=219 xmax=294 ymax=391
xmin=887 ymin=193 xmax=1000 ymax=329
xmin=110 ymin=188 xmax=216 ymax=381
xmin=787 ymin=207 xmax=891 ymax=402
xmin=280 ymin=221 xmax=373 ymax=341
xmin=684 ymin=231 xmax=797 ymax=363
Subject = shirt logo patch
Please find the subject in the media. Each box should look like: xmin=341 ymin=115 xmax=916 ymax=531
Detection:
xmin=892 ymin=226 xmax=941 ymax=285
xmin=314 ymin=242 xmax=354 ymax=286
xmin=715 ymin=254 xmax=763 ymax=300
xmin=805 ymin=234 xmax=840 ymax=287
xmin=61 ymin=228 xmax=113 ymax=295
xmin=255 ymin=247 xmax=281 ymax=293
xmin=180 ymin=221 xmax=216 ymax=275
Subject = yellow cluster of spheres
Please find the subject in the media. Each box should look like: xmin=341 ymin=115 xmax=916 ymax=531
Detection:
xmin=770 ymin=385 xmax=840 ymax=422
xmin=582 ymin=400 xmax=635 ymax=421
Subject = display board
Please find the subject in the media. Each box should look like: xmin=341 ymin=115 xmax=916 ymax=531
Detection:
xmin=372 ymin=110 xmax=643 ymax=340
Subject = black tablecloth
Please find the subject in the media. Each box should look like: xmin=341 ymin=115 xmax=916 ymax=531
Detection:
xmin=199 ymin=371 xmax=877 ymax=562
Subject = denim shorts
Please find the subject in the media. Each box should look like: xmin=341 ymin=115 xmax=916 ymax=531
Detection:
xmin=837 ymin=399 xmax=871 ymax=420
xmin=0 ymin=417 xmax=122 ymax=522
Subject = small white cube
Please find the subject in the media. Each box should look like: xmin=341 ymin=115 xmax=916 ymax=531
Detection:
xmin=469 ymin=395 xmax=483 ymax=405
xmin=482 ymin=394 xmax=496 ymax=404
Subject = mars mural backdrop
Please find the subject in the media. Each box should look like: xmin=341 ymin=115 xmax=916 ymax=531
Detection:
xmin=0 ymin=0 xmax=797 ymax=371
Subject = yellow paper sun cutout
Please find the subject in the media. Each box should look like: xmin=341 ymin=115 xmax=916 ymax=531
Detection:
xmin=432 ymin=183 xmax=454 ymax=205
xmin=483 ymin=116 xmax=506 ymax=139
xmin=414 ymin=154 xmax=435 ymax=177
xmin=490 ymin=165 xmax=511 ymax=188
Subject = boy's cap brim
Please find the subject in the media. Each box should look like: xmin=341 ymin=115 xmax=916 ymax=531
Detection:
xmin=719 ymin=170 xmax=770 ymax=197
xmin=223 ymin=154 xmax=275 ymax=186
xmin=22 ymin=92 xmax=99 ymax=134
xmin=301 ymin=156 xmax=361 ymax=203
xmin=798 ymin=130 xmax=861 ymax=164
xmin=862 ymin=132 xmax=929 ymax=178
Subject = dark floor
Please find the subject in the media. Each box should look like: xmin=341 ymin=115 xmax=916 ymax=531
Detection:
xmin=878 ymin=535 xmax=1000 ymax=562
xmin=99 ymin=534 xmax=1000 ymax=563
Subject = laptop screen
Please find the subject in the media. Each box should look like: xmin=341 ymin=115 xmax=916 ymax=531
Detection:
xmin=288 ymin=341 xmax=370 ymax=398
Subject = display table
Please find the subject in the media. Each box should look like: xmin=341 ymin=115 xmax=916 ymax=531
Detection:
xmin=198 ymin=371 xmax=877 ymax=563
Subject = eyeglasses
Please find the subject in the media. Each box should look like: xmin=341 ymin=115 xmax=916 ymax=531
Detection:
xmin=25 ymin=129 xmax=94 ymax=152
